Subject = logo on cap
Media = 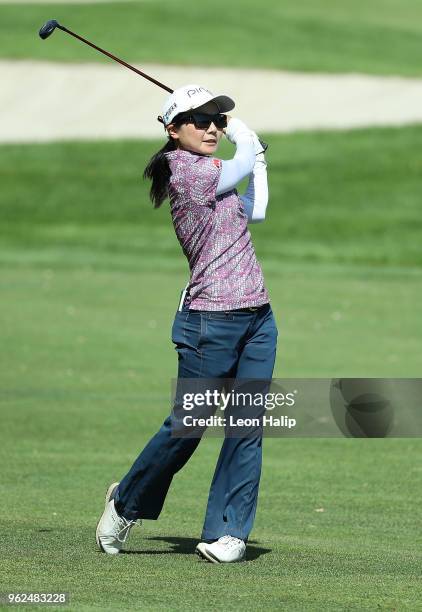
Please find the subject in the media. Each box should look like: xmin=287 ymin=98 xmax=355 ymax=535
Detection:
xmin=163 ymin=102 xmax=177 ymax=124
xmin=186 ymin=86 xmax=212 ymax=99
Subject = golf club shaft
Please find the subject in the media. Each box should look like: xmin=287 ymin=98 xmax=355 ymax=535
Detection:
xmin=56 ymin=23 xmax=173 ymax=93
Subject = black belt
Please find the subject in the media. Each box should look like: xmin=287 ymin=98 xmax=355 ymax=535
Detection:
xmin=186 ymin=303 xmax=268 ymax=313
xmin=231 ymin=304 xmax=268 ymax=313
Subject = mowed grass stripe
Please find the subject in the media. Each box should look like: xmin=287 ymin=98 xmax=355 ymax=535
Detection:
xmin=1 ymin=126 xmax=422 ymax=267
xmin=1 ymin=261 xmax=422 ymax=386
xmin=0 ymin=0 xmax=421 ymax=76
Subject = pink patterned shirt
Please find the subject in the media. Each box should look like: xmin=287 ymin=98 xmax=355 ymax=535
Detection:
xmin=165 ymin=148 xmax=270 ymax=311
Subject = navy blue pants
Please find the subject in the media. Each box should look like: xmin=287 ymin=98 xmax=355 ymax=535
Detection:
xmin=114 ymin=301 xmax=278 ymax=542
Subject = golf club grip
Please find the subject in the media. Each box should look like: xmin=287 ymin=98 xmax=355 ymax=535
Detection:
xmin=57 ymin=24 xmax=173 ymax=93
xmin=258 ymin=139 xmax=269 ymax=153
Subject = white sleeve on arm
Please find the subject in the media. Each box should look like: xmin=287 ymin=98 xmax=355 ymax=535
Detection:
xmin=239 ymin=151 xmax=268 ymax=223
xmin=215 ymin=118 xmax=255 ymax=195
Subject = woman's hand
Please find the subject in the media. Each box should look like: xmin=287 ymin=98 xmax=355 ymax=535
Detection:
xmin=224 ymin=117 xmax=252 ymax=145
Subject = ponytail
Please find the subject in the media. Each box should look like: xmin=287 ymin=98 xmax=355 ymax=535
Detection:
xmin=143 ymin=138 xmax=177 ymax=208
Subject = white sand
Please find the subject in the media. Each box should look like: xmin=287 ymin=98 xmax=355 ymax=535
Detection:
xmin=1 ymin=60 xmax=422 ymax=143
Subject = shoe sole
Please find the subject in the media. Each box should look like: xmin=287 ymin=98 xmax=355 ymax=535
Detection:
xmin=195 ymin=544 xmax=221 ymax=564
xmin=195 ymin=544 xmax=245 ymax=564
xmin=95 ymin=481 xmax=119 ymax=553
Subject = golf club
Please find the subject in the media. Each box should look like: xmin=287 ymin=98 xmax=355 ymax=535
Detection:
xmin=38 ymin=19 xmax=268 ymax=148
xmin=38 ymin=19 xmax=174 ymax=93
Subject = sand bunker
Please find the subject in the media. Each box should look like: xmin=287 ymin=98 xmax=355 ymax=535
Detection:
xmin=1 ymin=60 xmax=422 ymax=142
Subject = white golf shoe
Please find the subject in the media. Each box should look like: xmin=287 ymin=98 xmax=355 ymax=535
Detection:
xmin=95 ymin=482 xmax=140 ymax=555
xmin=195 ymin=535 xmax=246 ymax=563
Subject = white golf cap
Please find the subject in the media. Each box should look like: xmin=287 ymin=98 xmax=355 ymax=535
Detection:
xmin=161 ymin=84 xmax=235 ymax=126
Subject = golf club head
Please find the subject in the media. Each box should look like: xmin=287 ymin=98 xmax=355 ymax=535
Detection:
xmin=39 ymin=19 xmax=60 ymax=40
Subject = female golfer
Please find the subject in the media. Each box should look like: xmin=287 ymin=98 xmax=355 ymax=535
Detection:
xmin=96 ymin=84 xmax=278 ymax=563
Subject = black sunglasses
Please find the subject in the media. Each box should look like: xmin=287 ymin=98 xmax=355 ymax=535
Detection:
xmin=174 ymin=113 xmax=228 ymax=130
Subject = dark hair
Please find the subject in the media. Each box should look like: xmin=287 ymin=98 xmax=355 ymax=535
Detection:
xmin=143 ymin=137 xmax=177 ymax=208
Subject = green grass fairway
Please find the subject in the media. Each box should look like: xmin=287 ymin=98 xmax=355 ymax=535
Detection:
xmin=1 ymin=126 xmax=421 ymax=609
xmin=0 ymin=0 xmax=422 ymax=76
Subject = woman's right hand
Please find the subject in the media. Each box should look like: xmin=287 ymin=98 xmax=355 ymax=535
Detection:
xmin=224 ymin=116 xmax=268 ymax=157
xmin=224 ymin=117 xmax=251 ymax=144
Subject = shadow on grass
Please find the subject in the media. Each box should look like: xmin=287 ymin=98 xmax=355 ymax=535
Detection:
xmin=120 ymin=536 xmax=271 ymax=560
